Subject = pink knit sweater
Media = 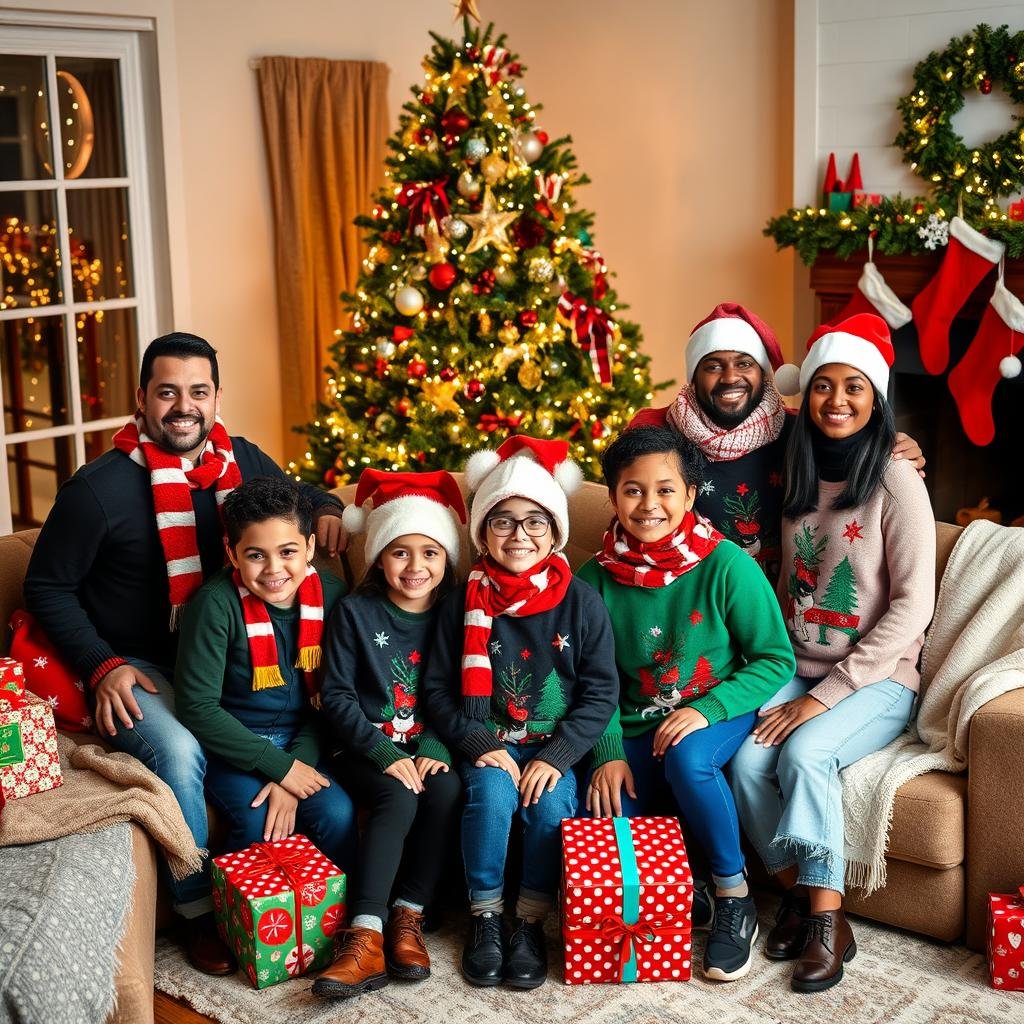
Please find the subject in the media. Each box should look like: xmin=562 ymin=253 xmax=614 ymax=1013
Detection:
xmin=778 ymin=458 xmax=935 ymax=708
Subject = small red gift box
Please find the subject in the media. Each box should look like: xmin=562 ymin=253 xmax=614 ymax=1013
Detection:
xmin=0 ymin=689 xmax=62 ymax=801
xmin=988 ymin=887 xmax=1024 ymax=990
xmin=0 ymin=657 xmax=24 ymax=696
xmin=561 ymin=816 xmax=693 ymax=984
xmin=1008 ymin=201 xmax=1024 ymax=222
xmin=852 ymin=190 xmax=883 ymax=209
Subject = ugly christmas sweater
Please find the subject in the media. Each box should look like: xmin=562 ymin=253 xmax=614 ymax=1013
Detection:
xmin=319 ymin=592 xmax=452 ymax=769
xmin=175 ymin=567 xmax=345 ymax=783
xmin=779 ymin=457 xmax=935 ymax=707
xmin=578 ymin=540 xmax=795 ymax=767
xmin=420 ymin=577 xmax=619 ymax=776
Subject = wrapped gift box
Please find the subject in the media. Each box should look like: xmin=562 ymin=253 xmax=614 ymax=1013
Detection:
xmin=0 ymin=657 xmax=24 ymax=696
xmin=211 ymin=834 xmax=346 ymax=989
xmin=852 ymin=190 xmax=883 ymax=209
xmin=0 ymin=690 xmax=62 ymax=801
xmin=561 ymin=816 xmax=693 ymax=984
xmin=988 ymin=887 xmax=1024 ymax=990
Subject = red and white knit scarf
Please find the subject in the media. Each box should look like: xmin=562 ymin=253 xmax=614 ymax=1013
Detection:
xmin=461 ymin=552 xmax=572 ymax=716
xmin=666 ymin=379 xmax=787 ymax=462
xmin=233 ymin=565 xmax=324 ymax=697
xmin=114 ymin=414 xmax=242 ymax=628
xmin=596 ymin=511 xmax=723 ymax=588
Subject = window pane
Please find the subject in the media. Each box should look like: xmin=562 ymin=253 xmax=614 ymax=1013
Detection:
xmin=0 ymin=54 xmax=54 ymax=181
xmin=83 ymin=424 xmax=119 ymax=463
xmin=54 ymin=57 xmax=125 ymax=180
xmin=6 ymin=434 xmax=74 ymax=528
xmin=1 ymin=193 xmax=61 ymax=308
xmin=1 ymin=315 xmax=69 ymax=432
xmin=66 ymin=187 xmax=133 ymax=301
xmin=77 ymin=305 xmax=137 ymax=422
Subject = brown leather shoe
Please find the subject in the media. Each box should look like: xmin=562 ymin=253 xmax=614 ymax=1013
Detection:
xmin=184 ymin=914 xmax=236 ymax=976
xmin=765 ymin=890 xmax=810 ymax=960
xmin=791 ymin=908 xmax=856 ymax=993
xmin=312 ymin=927 xmax=389 ymax=999
xmin=385 ymin=905 xmax=431 ymax=980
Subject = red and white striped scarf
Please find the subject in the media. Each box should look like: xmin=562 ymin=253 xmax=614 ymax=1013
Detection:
xmin=461 ymin=552 xmax=572 ymax=718
xmin=113 ymin=414 xmax=242 ymax=628
xmin=596 ymin=511 xmax=723 ymax=588
xmin=233 ymin=565 xmax=324 ymax=698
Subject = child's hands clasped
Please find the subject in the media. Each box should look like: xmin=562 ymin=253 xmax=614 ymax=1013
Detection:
xmin=519 ymin=759 xmax=562 ymax=807
xmin=384 ymin=757 xmax=425 ymax=793
xmin=652 ymin=707 xmax=708 ymax=757
xmin=475 ymin=748 xmax=521 ymax=783
xmin=251 ymin=782 xmax=298 ymax=842
xmin=415 ymin=756 xmax=449 ymax=780
xmin=587 ymin=760 xmax=637 ymax=817
xmin=753 ymin=694 xmax=827 ymax=746
xmin=280 ymin=759 xmax=331 ymax=798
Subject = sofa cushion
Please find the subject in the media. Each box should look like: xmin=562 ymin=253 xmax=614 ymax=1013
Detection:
xmin=885 ymin=770 xmax=965 ymax=869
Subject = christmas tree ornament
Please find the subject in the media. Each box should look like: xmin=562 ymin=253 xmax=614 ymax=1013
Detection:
xmin=515 ymin=130 xmax=544 ymax=164
xmin=483 ymin=88 xmax=511 ymax=124
xmin=454 ymin=279 xmax=474 ymax=299
xmin=443 ymin=64 xmax=476 ymax=110
xmin=545 ymin=276 xmax=566 ymax=298
xmin=452 ymin=0 xmax=481 ymax=25
xmin=538 ymin=412 xmax=554 ymax=433
xmin=477 ymin=311 xmax=493 ymax=334
xmin=376 ymin=338 xmax=397 ymax=358
xmin=374 ymin=412 xmax=397 ymax=434
xmin=511 ymin=214 xmax=546 ymax=250
xmin=473 ymin=268 xmax=496 ymax=294
xmin=911 ymin=216 xmax=1004 ymax=374
xmin=981 ymin=76 xmax=993 ymax=93
xmin=481 ymin=152 xmax=509 ymax=184
xmin=375 ymin=357 xmax=390 ymax=379
xmin=442 ymin=216 xmax=470 ymax=241
xmin=409 ymin=263 xmax=428 ymax=281
xmin=323 ymin=468 xmax=337 ymax=487
xmin=456 ymin=169 xmax=483 ymax=200
xmin=372 ymin=245 xmax=390 ymax=264
xmin=498 ymin=321 xmax=521 ymax=344
xmin=462 ymin=187 xmax=519 ymax=254
xmin=421 ymin=218 xmax=448 ymax=263
xmin=392 ymin=325 xmax=415 ymax=343
xmin=518 ymin=362 xmax=542 ymax=389
xmin=397 ymin=178 xmax=451 ymax=235
xmin=395 ymin=285 xmax=426 ymax=316
xmin=548 ymin=358 xmax=564 ymax=376
xmin=440 ymin=366 xmax=458 ymax=381
xmin=558 ymin=292 xmax=619 ymax=385
xmin=494 ymin=263 xmax=517 ymax=287
xmin=948 ymin=277 xmax=1024 ymax=445
xmin=428 ymin=262 xmax=458 ymax=290
xmin=395 ymin=397 xmax=412 ymax=416
xmin=527 ymin=256 xmax=555 ymax=283
xmin=518 ymin=309 xmax=539 ymax=328
xmin=464 ymin=378 xmax=486 ymax=399
xmin=407 ymin=358 xmax=428 ymax=379
xmin=464 ymin=137 xmax=489 ymax=163
xmin=493 ymin=346 xmax=519 ymax=372
xmin=382 ymin=230 xmax=402 ymax=244
xmin=421 ymin=377 xmax=463 ymax=414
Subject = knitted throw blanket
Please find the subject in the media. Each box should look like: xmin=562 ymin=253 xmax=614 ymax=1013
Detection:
xmin=841 ymin=520 xmax=1024 ymax=893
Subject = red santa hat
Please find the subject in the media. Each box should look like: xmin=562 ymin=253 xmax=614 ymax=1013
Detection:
xmin=465 ymin=435 xmax=583 ymax=552
xmin=341 ymin=469 xmax=467 ymax=567
xmin=795 ymin=557 xmax=818 ymax=588
xmin=686 ymin=302 xmax=800 ymax=394
xmin=793 ymin=312 xmax=895 ymax=398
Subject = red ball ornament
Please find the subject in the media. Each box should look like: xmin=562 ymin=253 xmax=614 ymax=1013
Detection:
xmin=518 ymin=309 xmax=539 ymax=328
xmin=507 ymin=61 xmax=522 ymax=76
xmin=591 ymin=419 xmax=605 ymax=439
xmin=414 ymin=127 xmax=434 ymax=145
xmin=371 ymin=205 xmax=385 ymax=219
xmin=466 ymin=45 xmax=480 ymax=60
xmin=375 ymin=358 xmax=390 ymax=379
xmin=440 ymin=366 xmax=458 ymax=382
xmin=417 ymin=451 xmax=427 ymax=463
xmin=441 ymin=107 xmax=471 ymax=135
xmin=914 ymin=203 xmax=925 ymax=215
xmin=535 ymin=129 xmax=549 ymax=145
xmin=382 ymin=230 xmax=402 ymax=244
xmin=464 ymin=378 xmax=486 ymax=400
xmin=395 ymin=397 xmax=412 ymax=416
xmin=428 ymin=262 xmax=457 ymax=290
xmin=392 ymin=325 xmax=415 ymax=342
xmin=323 ymin=468 xmax=337 ymax=487
xmin=980 ymin=77 xmax=993 ymax=94
xmin=421 ymin=91 xmax=435 ymax=105
xmin=512 ymin=215 xmax=546 ymax=250
xmin=407 ymin=359 xmax=428 ymax=379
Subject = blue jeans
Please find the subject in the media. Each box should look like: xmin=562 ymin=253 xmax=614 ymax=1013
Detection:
xmin=729 ymin=675 xmax=914 ymax=893
xmin=585 ymin=714 xmax=755 ymax=889
xmin=104 ymin=658 xmax=210 ymax=916
xmin=460 ymin=744 xmax=577 ymax=913
xmin=204 ymin=729 xmax=357 ymax=873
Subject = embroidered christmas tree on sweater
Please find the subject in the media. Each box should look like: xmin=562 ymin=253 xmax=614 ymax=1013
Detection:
xmin=786 ymin=522 xmax=861 ymax=647
xmin=376 ymin=650 xmax=426 ymax=746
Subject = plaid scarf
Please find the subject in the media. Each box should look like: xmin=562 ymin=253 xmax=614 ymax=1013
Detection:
xmin=461 ymin=552 xmax=572 ymax=720
xmin=113 ymin=414 xmax=242 ymax=628
xmin=233 ymin=565 xmax=324 ymax=698
xmin=666 ymin=379 xmax=787 ymax=462
xmin=596 ymin=511 xmax=723 ymax=588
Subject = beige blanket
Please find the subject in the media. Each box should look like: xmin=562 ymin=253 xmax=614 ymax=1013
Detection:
xmin=841 ymin=519 xmax=1024 ymax=893
xmin=0 ymin=732 xmax=203 ymax=879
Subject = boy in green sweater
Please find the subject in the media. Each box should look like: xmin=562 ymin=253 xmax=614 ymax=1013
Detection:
xmin=176 ymin=476 xmax=356 ymax=873
xmin=577 ymin=426 xmax=794 ymax=983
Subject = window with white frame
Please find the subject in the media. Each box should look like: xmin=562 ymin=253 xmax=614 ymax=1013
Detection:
xmin=0 ymin=22 xmax=160 ymax=534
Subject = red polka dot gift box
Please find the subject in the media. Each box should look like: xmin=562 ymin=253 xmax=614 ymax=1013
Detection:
xmin=988 ymin=887 xmax=1024 ymax=990
xmin=210 ymin=834 xmax=347 ymax=989
xmin=0 ymin=657 xmax=25 ymax=696
xmin=561 ymin=816 xmax=694 ymax=985
xmin=0 ymin=686 xmax=63 ymax=804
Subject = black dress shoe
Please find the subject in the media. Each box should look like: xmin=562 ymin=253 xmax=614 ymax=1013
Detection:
xmin=184 ymin=913 xmax=236 ymax=976
xmin=462 ymin=912 xmax=504 ymax=987
xmin=765 ymin=890 xmax=810 ymax=960
xmin=504 ymin=918 xmax=547 ymax=989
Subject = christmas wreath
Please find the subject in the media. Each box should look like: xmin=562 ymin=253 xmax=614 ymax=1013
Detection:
xmin=895 ymin=23 xmax=1024 ymax=208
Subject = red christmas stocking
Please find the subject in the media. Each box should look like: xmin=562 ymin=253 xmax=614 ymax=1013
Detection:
xmin=824 ymin=261 xmax=911 ymax=330
xmin=911 ymin=217 xmax=1004 ymax=374
xmin=948 ymin=279 xmax=1024 ymax=446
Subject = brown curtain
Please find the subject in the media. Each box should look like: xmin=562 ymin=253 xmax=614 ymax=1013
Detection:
xmin=256 ymin=57 xmax=389 ymax=460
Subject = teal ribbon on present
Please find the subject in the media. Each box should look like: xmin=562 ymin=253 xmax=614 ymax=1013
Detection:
xmin=613 ymin=817 xmax=641 ymax=982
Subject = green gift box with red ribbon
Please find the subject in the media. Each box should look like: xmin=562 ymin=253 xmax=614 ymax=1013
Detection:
xmin=210 ymin=834 xmax=346 ymax=989
xmin=561 ymin=816 xmax=693 ymax=984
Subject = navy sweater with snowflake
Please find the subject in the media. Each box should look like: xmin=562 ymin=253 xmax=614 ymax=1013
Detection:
xmin=319 ymin=592 xmax=452 ymax=769
xmin=420 ymin=577 xmax=619 ymax=776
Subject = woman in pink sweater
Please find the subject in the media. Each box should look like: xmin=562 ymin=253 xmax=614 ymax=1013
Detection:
xmin=729 ymin=313 xmax=935 ymax=994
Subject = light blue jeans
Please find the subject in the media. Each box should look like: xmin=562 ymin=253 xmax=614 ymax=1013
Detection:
xmin=729 ymin=675 xmax=914 ymax=894
xmin=104 ymin=657 xmax=211 ymax=917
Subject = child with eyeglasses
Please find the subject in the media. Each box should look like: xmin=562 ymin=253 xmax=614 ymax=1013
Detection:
xmin=422 ymin=436 xmax=618 ymax=991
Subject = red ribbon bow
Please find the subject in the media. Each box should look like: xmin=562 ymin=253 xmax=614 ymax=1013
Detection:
xmin=479 ymin=412 xmax=523 ymax=433
xmin=397 ymin=179 xmax=451 ymax=235
xmin=570 ymin=914 xmax=681 ymax=982
xmin=557 ymin=291 xmax=616 ymax=385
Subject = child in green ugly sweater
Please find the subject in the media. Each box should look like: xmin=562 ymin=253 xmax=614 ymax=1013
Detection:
xmin=175 ymin=476 xmax=355 ymax=872
xmin=313 ymin=470 xmax=465 ymax=1002
xmin=577 ymin=426 xmax=794 ymax=985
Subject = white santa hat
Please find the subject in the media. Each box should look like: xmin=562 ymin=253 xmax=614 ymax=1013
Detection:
xmin=341 ymin=468 xmax=467 ymax=567
xmin=465 ymin=435 xmax=583 ymax=553
xmin=794 ymin=312 xmax=895 ymax=398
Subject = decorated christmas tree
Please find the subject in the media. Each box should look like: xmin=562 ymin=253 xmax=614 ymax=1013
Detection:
xmin=292 ymin=19 xmax=668 ymax=487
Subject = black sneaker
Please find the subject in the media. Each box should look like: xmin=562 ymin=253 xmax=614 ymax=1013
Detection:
xmin=691 ymin=879 xmax=714 ymax=931
xmin=462 ymin=912 xmax=504 ymax=987
xmin=504 ymin=918 xmax=547 ymax=989
xmin=703 ymin=894 xmax=759 ymax=982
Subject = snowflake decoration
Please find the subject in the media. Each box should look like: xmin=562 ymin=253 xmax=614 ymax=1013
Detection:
xmin=551 ymin=633 xmax=570 ymax=652
xmin=304 ymin=913 xmax=316 ymax=930
xmin=649 ymin=626 xmax=663 ymax=637
xmin=373 ymin=631 xmax=390 ymax=648
xmin=46 ymin=695 xmax=58 ymax=708
xmin=917 ymin=214 xmax=949 ymax=250
xmin=490 ymin=640 xmax=502 ymax=655
xmin=699 ymin=481 xmax=715 ymax=496
xmin=33 ymin=656 xmax=48 ymax=669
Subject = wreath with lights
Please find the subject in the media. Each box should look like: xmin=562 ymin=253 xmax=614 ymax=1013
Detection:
xmin=895 ymin=23 xmax=1024 ymax=206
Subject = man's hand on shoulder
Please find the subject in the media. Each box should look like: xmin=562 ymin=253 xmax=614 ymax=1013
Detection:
xmin=94 ymin=663 xmax=159 ymax=737
xmin=314 ymin=508 xmax=348 ymax=557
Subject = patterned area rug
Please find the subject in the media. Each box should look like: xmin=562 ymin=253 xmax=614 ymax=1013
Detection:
xmin=154 ymin=898 xmax=1015 ymax=1024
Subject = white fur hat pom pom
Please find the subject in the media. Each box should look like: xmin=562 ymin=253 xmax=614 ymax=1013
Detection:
xmin=465 ymin=449 xmax=500 ymax=492
xmin=773 ymin=362 xmax=802 ymax=398
xmin=554 ymin=458 xmax=584 ymax=496
xmin=341 ymin=503 xmax=367 ymax=534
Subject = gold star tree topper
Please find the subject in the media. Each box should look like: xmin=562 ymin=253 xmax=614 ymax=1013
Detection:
xmin=461 ymin=187 xmax=518 ymax=254
xmin=453 ymin=0 xmax=481 ymax=23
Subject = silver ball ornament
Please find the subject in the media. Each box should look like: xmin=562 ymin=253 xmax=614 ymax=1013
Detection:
xmin=409 ymin=263 xmax=428 ymax=281
xmin=457 ymin=170 xmax=482 ymax=200
xmin=463 ymin=137 xmax=489 ymax=163
xmin=494 ymin=263 xmax=517 ymax=287
xmin=527 ymin=257 xmax=555 ymax=283
xmin=376 ymin=338 xmax=397 ymax=358
xmin=394 ymin=285 xmax=425 ymax=317
xmin=1000 ymin=354 xmax=1022 ymax=378
xmin=517 ymin=132 xmax=544 ymax=164
xmin=548 ymin=359 xmax=564 ymax=376
xmin=444 ymin=217 xmax=470 ymax=241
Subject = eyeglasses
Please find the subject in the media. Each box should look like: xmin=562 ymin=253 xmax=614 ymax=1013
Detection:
xmin=485 ymin=513 xmax=552 ymax=537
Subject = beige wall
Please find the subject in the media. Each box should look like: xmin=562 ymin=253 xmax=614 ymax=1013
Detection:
xmin=3 ymin=0 xmax=794 ymax=463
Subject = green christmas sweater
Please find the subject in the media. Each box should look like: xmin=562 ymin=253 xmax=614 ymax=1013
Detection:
xmin=577 ymin=540 xmax=795 ymax=767
xmin=319 ymin=592 xmax=452 ymax=769
xmin=175 ymin=567 xmax=345 ymax=784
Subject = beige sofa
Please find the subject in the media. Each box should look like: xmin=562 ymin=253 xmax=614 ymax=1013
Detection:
xmin=0 ymin=478 xmax=1021 ymax=1021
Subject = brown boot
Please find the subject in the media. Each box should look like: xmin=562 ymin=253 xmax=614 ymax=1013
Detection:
xmin=183 ymin=914 xmax=236 ymax=976
xmin=312 ymin=927 xmax=388 ymax=999
xmin=791 ymin=908 xmax=856 ymax=993
xmin=765 ymin=890 xmax=810 ymax=961
xmin=385 ymin=905 xmax=431 ymax=980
